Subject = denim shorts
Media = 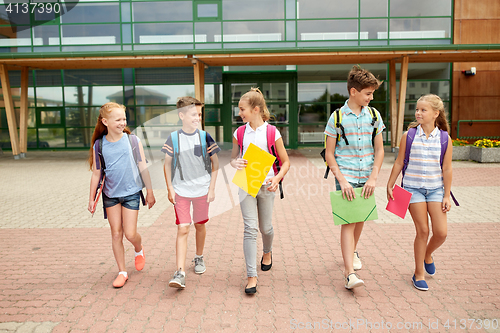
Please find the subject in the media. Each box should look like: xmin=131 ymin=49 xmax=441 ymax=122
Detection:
xmin=405 ymin=187 xmax=444 ymax=204
xmin=335 ymin=181 xmax=365 ymax=191
xmin=102 ymin=191 xmax=141 ymax=210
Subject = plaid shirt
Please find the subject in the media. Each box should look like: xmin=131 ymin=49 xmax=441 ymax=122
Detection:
xmin=324 ymin=100 xmax=385 ymax=184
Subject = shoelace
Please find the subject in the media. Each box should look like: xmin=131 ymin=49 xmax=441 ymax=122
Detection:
xmin=193 ymin=257 xmax=203 ymax=266
xmin=174 ymin=271 xmax=183 ymax=280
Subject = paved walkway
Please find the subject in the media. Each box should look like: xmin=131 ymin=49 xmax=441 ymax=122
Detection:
xmin=0 ymin=148 xmax=499 ymax=332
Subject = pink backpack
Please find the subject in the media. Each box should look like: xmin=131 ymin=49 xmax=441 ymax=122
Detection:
xmin=236 ymin=124 xmax=284 ymax=199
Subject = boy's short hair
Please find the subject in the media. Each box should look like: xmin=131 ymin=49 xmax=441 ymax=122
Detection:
xmin=177 ymin=96 xmax=203 ymax=113
xmin=347 ymin=65 xmax=382 ymax=94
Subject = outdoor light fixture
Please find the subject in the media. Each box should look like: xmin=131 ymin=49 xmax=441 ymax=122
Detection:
xmin=462 ymin=67 xmax=476 ymax=76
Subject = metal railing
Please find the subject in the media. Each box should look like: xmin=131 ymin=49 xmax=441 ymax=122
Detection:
xmin=457 ymin=120 xmax=500 ymax=140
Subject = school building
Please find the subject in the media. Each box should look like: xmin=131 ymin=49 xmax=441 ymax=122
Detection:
xmin=1 ymin=0 xmax=499 ymax=157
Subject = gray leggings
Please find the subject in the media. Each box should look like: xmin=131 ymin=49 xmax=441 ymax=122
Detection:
xmin=239 ymin=185 xmax=276 ymax=277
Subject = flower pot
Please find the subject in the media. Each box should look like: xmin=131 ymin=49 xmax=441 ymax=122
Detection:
xmin=470 ymin=146 xmax=500 ymax=163
xmin=452 ymin=146 xmax=471 ymax=161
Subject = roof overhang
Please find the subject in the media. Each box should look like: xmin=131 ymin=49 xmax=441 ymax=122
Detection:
xmin=1 ymin=45 xmax=500 ymax=70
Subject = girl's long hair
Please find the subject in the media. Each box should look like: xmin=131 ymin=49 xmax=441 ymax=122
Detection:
xmin=87 ymin=102 xmax=131 ymax=170
xmin=240 ymin=87 xmax=271 ymax=121
xmin=407 ymin=94 xmax=450 ymax=133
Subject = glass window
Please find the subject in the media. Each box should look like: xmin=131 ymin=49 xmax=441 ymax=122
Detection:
xmin=36 ymin=87 xmax=63 ymax=106
xmin=297 ymin=0 xmax=357 ymax=19
xmin=298 ymin=125 xmax=324 ymax=144
xmin=195 ymin=22 xmax=221 ymax=43
xmin=298 ymin=103 xmax=327 ymax=123
xmin=121 ymin=3 xmax=131 ymax=23
xmin=222 ymin=0 xmax=284 ymax=20
xmin=205 ymin=107 xmax=221 ymax=122
xmin=388 ymin=18 xmax=451 ymax=39
xmin=360 ymin=19 xmax=387 ymax=40
xmin=0 ymin=5 xmax=30 ymax=25
xmin=231 ymin=83 xmax=257 ymax=103
xmin=262 ymin=83 xmax=289 ymax=103
xmin=32 ymin=25 xmax=59 ymax=46
xmin=268 ymin=104 xmax=289 ymax=124
xmin=205 ymin=84 xmax=222 ymax=104
xmin=134 ymin=23 xmax=193 ymax=44
xmin=221 ymin=22 xmax=284 ymax=42
xmin=66 ymin=128 xmax=94 ymax=148
xmin=65 ymin=107 xmax=100 ymax=127
xmin=396 ymin=81 xmax=449 ymax=101
xmin=63 ymin=69 xmax=123 ymax=86
xmin=135 ymin=67 xmax=195 ymax=85
xmin=0 ymin=28 xmax=31 ymax=48
xmin=133 ymin=1 xmax=192 ymax=22
xmin=197 ymin=3 xmax=218 ymax=18
xmin=298 ymin=82 xmax=347 ymax=103
xmin=40 ymin=110 xmax=61 ymax=125
xmin=298 ymin=20 xmax=358 ymax=40
xmin=390 ymin=0 xmax=452 ymax=17
xmin=286 ymin=0 xmax=295 ymax=19
xmin=286 ymin=21 xmax=296 ymax=41
xmin=135 ymin=85 xmax=194 ymax=105
xmin=60 ymin=3 xmax=119 ymax=23
xmin=360 ymin=0 xmax=387 ymax=17
xmin=38 ymin=128 xmax=65 ymax=148
xmin=60 ymin=25 xmax=121 ymax=45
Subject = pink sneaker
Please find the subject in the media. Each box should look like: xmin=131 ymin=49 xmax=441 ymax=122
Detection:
xmin=113 ymin=274 xmax=128 ymax=288
xmin=135 ymin=246 xmax=145 ymax=271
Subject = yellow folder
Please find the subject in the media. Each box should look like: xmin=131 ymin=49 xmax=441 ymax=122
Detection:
xmin=232 ymin=143 xmax=276 ymax=197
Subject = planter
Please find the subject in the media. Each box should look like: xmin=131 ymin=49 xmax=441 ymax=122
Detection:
xmin=452 ymin=146 xmax=471 ymax=161
xmin=470 ymin=146 xmax=500 ymax=163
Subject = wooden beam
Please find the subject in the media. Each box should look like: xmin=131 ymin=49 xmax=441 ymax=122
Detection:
xmin=389 ymin=60 xmax=397 ymax=148
xmin=396 ymin=56 xmax=409 ymax=147
xmin=0 ymin=64 xmax=20 ymax=157
xmin=19 ymin=67 xmax=29 ymax=155
xmin=193 ymin=60 xmax=205 ymax=129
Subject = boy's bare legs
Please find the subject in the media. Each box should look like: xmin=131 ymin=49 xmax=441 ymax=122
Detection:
xmin=425 ymin=203 xmax=448 ymax=263
xmin=194 ymin=223 xmax=206 ymax=256
xmin=409 ymin=203 xmax=430 ymax=281
xmin=341 ymin=223 xmax=357 ymax=276
xmin=176 ymin=224 xmax=190 ymax=272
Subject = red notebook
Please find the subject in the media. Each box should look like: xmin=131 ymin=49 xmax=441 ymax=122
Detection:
xmin=386 ymin=184 xmax=412 ymax=219
xmin=91 ymin=175 xmax=105 ymax=217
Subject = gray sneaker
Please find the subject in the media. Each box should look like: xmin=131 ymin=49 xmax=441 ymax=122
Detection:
xmin=169 ymin=270 xmax=185 ymax=289
xmin=193 ymin=256 xmax=206 ymax=274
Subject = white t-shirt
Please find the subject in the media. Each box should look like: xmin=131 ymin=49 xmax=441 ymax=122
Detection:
xmin=233 ymin=122 xmax=282 ymax=183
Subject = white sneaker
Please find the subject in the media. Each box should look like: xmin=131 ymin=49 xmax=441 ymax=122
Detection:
xmin=353 ymin=251 xmax=362 ymax=271
xmin=345 ymin=273 xmax=364 ymax=289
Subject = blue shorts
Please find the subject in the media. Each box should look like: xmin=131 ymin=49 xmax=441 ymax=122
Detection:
xmin=103 ymin=192 xmax=141 ymax=210
xmin=335 ymin=181 xmax=365 ymax=191
xmin=405 ymin=187 xmax=444 ymax=204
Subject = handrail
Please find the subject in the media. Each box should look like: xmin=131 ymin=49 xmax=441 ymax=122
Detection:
xmin=457 ymin=120 xmax=500 ymax=139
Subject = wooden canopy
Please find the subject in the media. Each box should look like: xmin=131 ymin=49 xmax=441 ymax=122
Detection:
xmin=2 ymin=46 xmax=500 ymax=158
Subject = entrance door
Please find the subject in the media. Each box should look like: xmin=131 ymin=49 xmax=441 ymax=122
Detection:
xmin=222 ymin=72 xmax=297 ymax=148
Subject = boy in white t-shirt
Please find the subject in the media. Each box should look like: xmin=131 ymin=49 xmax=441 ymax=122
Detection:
xmin=162 ymin=97 xmax=220 ymax=289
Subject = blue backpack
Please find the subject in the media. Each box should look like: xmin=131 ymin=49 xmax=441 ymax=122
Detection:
xmin=402 ymin=127 xmax=459 ymax=206
xmin=170 ymin=130 xmax=211 ymax=180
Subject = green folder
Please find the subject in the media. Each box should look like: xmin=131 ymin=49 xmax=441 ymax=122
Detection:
xmin=330 ymin=188 xmax=378 ymax=225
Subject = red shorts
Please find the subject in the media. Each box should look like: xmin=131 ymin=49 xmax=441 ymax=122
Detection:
xmin=174 ymin=194 xmax=209 ymax=225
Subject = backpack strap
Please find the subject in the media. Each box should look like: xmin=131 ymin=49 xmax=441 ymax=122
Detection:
xmin=198 ymin=130 xmax=212 ymax=174
xmin=236 ymin=125 xmax=246 ymax=157
xmin=367 ymin=106 xmax=381 ymax=146
xmin=127 ymin=134 xmax=146 ymax=206
xmin=401 ymin=127 xmax=417 ymax=186
xmin=320 ymin=135 xmax=329 ymax=179
xmin=267 ymin=124 xmax=284 ymax=199
xmin=439 ymin=130 xmax=459 ymax=206
xmin=170 ymin=131 xmax=184 ymax=181
xmin=333 ymin=108 xmax=349 ymax=145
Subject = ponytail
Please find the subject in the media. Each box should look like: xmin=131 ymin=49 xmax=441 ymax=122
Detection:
xmin=240 ymin=87 xmax=271 ymax=121
xmin=87 ymin=103 xmax=130 ymax=170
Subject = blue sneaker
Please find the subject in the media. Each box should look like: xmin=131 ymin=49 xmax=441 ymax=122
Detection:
xmin=412 ymin=275 xmax=428 ymax=291
xmin=424 ymin=259 xmax=436 ymax=276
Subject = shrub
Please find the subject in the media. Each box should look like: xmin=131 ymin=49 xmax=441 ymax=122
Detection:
xmin=473 ymin=139 xmax=500 ymax=148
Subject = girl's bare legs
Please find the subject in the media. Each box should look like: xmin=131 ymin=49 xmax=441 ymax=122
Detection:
xmin=121 ymin=206 xmax=142 ymax=252
xmin=353 ymin=222 xmax=364 ymax=253
xmin=107 ymin=205 xmax=142 ymax=272
xmin=425 ymin=202 xmax=448 ymax=263
xmin=409 ymin=202 xmax=430 ymax=281
xmin=107 ymin=204 xmax=126 ymax=272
